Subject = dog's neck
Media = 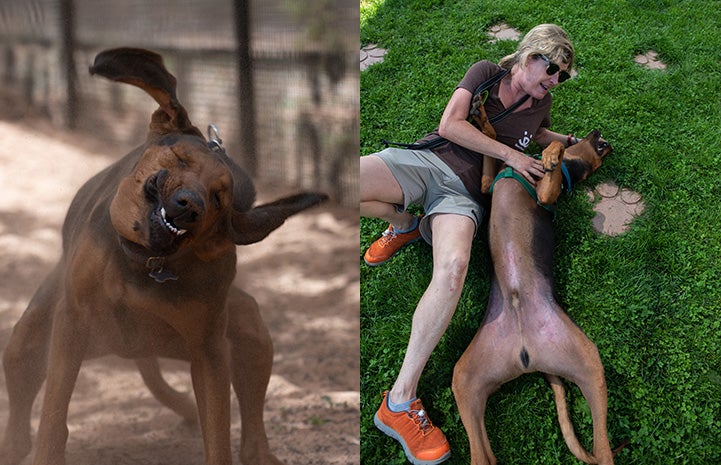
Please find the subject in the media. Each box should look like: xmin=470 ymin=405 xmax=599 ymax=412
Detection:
xmin=562 ymin=157 xmax=595 ymax=187
xmin=118 ymin=236 xmax=179 ymax=283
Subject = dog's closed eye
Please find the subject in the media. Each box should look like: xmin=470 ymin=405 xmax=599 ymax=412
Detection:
xmin=213 ymin=192 xmax=223 ymax=209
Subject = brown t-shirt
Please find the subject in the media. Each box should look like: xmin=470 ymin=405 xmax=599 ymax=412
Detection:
xmin=415 ymin=60 xmax=552 ymax=204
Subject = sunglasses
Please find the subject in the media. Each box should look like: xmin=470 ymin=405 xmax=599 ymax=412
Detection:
xmin=537 ymin=54 xmax=571 ymax=83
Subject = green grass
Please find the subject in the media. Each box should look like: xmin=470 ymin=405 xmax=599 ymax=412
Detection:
xmin=361 ymin=1 xmax=721 ymax=464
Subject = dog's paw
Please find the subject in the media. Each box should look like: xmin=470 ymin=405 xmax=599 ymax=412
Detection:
xmin=541 ymin=140 xmax=565 ymax=172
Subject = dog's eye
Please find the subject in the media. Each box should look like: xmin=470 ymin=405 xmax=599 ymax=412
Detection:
xmin=213 ymin=192 xmax=223 ymax=209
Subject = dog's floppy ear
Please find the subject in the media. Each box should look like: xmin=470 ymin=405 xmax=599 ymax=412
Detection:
xmin=231 ymin=193 xmax=328 ymax=245
xmin=215 ymin=152 xmax=328 ymax=247
xmin=89 ymin=47 xmax=202 ymax=138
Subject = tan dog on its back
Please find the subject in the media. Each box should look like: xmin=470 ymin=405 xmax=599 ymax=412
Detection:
xmin=453 ymin=131 xmax=620 ymax=464
xmin=0 ymin=48 xmax=326 ymax=465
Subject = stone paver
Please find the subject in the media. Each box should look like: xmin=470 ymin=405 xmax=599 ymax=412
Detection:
xmin=587 ymin=181 xmax=646 ymax=236
xmin=634 ymin=50 xmax=666 ymax=70
xmin=360 ymin=44 xmax=387 ymax=71
xmin=487 ymin=23 xmax=521 ymax=42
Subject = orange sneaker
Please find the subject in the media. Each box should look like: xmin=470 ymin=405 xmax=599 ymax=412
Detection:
xmin=363 ymin=218 xmax=422 ymax=266
xmin=374 ymin=391 xmax=451 ymax=465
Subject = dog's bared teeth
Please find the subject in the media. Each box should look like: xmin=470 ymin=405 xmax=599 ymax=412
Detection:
xmin=159 ymin=207 xmax=186 ymax=236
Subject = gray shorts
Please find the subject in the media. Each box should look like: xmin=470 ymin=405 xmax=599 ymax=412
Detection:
xmin=375 ymin=147 xmax=484 ymax=245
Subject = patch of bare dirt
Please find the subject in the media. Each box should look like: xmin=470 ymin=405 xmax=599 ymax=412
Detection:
xmin=0 ymin=118 xmax=359 ymax=465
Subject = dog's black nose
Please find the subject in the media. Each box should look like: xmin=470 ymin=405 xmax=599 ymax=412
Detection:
xmin=168 ymin=189 xmax=205 ymax=226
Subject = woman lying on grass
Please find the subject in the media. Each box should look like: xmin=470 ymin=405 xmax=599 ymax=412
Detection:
xmin=361 ymin=23 xmax=579 ymax=465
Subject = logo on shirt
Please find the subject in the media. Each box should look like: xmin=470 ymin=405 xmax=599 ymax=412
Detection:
xmin=515 ymin=131 xmax=532 ymax=151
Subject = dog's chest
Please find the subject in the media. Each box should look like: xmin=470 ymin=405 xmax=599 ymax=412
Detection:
xmin=87 ymin=271 xmax=226 ymax=358
xmin=71 ymin=300 xmax=182 ymax=359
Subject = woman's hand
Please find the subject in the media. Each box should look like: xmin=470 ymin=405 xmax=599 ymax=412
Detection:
xmin=505 ymin=151 xmax=544 ymax=185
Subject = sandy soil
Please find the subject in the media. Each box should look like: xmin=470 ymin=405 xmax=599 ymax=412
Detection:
xmin=0 ymin=118 xmax=360 ymax=465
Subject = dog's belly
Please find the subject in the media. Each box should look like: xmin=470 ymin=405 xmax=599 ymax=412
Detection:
xmin=484 ymin=285 xmax=572 ymax=374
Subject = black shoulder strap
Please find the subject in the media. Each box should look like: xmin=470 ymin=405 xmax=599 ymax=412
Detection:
xmin=472 ymin=68 xmax=529 ymax=124
xmin=381 ymin=68 xmax=519 ymax=150
xmin=472 ymin=68 xmax=509 ymax=101
xmin=489 ymin=94 xmax=529 ymax=124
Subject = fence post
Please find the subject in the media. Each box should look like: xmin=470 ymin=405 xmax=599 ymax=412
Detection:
xmin=60 ymin=0 xmax=78 ymax=129
xmin=233 ymin=0 xmax=258 ymax=177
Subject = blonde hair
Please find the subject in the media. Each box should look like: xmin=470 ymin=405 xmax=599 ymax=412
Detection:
xmin=498 ymin=24 xmax=574 ymax=72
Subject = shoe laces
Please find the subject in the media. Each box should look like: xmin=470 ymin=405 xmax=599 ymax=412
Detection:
xmin=377 ymin=227 xmax=398 ymax=247
xmin=408 ymin=408 xmax=434 ymax=435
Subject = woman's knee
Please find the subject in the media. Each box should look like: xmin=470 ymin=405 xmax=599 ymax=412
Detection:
xmin=434 ymin=251 xmax=471 ymax=288
xmin=429 ymin=214 xmax=475 ymax=285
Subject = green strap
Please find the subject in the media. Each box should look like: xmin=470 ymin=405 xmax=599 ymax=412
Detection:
xmin=489 ymin=167 xmax=555 ymax=214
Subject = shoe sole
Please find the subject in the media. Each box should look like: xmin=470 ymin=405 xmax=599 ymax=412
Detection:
xmin=363 ymin=236 xmax=422 ymax=267
xmin=373 ymin=412 xmax=451 ymax=465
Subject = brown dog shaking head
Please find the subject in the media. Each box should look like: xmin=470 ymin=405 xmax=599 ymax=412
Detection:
xmin=0 ymin=47 xmax=327 ymax=465
xmin=90 ymin=48 xmax=327 ymax=266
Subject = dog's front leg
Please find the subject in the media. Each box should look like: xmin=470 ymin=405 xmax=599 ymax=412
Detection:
xmin=190 ymin=337 xmax=232 ymax=465
xmin=0 ymin=280 xmax=56 ymax=465
xmin=226 ymin=288 xmax=284 ymax=465
xmin=32 ymin=308 xmax=88 ymax=465
xmin=537 ymin=140 xmax=565 ymax=205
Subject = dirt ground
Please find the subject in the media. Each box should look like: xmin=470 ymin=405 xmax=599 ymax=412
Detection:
xmin=0 ymin=117 xmax=360 ymax=464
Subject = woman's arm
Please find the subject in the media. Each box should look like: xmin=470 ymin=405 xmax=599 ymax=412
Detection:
xmin=438 ymin=87 xmax=544 ymax=183
xmin=534 ymin=127 xmax=578 ymax=147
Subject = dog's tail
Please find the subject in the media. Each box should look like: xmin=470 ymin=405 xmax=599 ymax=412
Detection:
xmin=136 ymin=357 xmax=198 ymax=423
xmin=547 ymin=374 xmax=598 ymax=464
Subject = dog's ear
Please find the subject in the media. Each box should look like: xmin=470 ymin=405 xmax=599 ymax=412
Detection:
xmin=89 ymin=47 xmax=202 ymax=138
xmin=215 ymin=151 xmax=328 ymax=246
xmin=230 ymin=193 xmax=328 ymax=245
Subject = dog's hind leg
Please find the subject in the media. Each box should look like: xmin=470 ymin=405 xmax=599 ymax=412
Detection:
xmin=136 ymin=357 xmax=197 ymax=422
xmin=538 ymin=315 xmax=613 ymax=465
xmin=225 ymin=287 xmax=284 ymax=465
xmin=453 ymin=315 xmax=523 ymax=465
xmin=0 ymin=272 xmax=60 ymax=465
xmin=453 ymin=365 xmax=499 ymax=465
xmin=569 ymin=348 xmax=613 ymax=465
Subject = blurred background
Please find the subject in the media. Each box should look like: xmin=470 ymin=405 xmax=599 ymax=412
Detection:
xmin=0 ymin=0 xmax=359 ymax=206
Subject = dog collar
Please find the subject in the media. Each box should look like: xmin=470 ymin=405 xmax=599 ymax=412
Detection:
xmin=118 ymin=237 xmax=179 ymax=283
xmin=561 ymin=162 xmax=572 ymax=193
